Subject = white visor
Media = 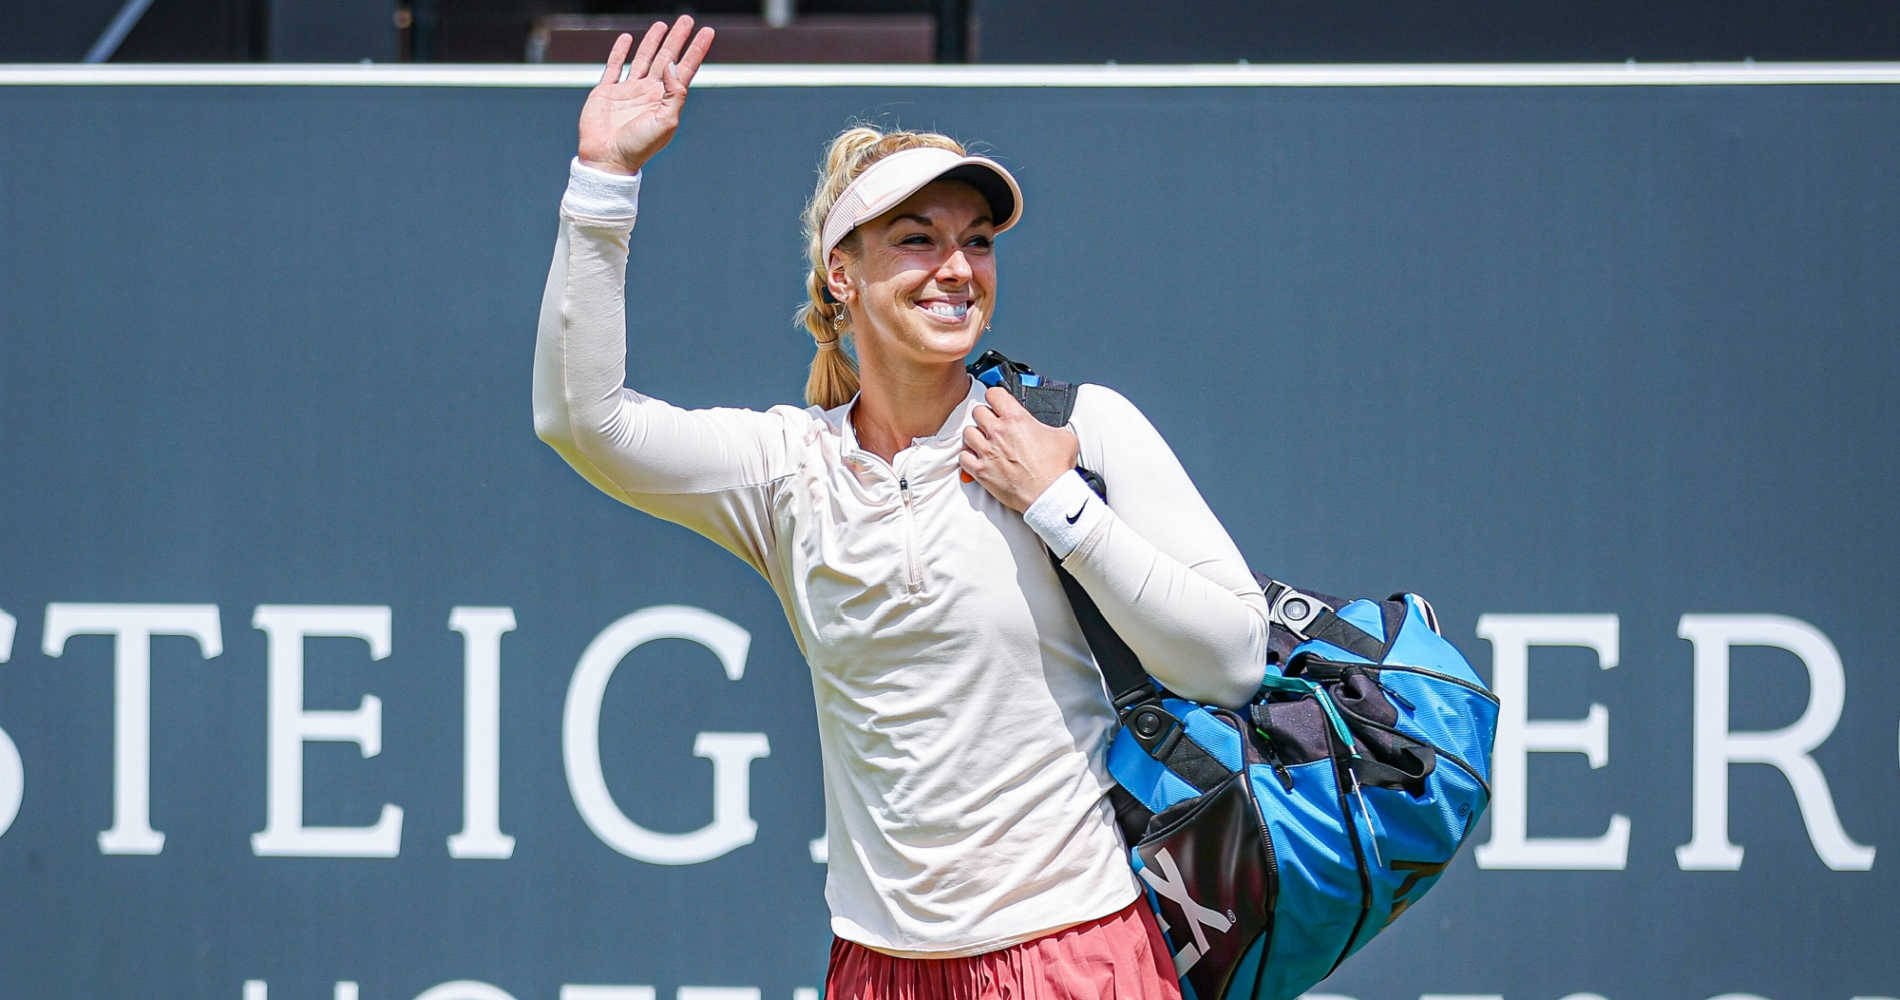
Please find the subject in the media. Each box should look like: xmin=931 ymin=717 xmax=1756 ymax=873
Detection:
xmin=820 ymin=146 xmax=1023 ymax=260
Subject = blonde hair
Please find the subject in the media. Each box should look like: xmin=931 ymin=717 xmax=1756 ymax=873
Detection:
xmin=796 ymin=125 xmax=968 ymax=409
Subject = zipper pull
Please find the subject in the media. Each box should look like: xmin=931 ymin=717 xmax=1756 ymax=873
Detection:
xmin=1254 ymin=730 xmax=1296 ymax=790
xmin=1348 ymin=765 xmax=1383 ymax=868
xmin=1380 ymin=681 xmax=1416 ymax=713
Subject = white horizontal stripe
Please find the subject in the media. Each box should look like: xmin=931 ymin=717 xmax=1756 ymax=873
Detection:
xmin=4 ymin=61 xmax=1900 ymax=89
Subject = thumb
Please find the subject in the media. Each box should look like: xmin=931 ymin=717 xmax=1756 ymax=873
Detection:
xmin=662 ymin=59 xmax=686 ymax=99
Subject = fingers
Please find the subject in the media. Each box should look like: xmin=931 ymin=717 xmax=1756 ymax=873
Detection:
xmin=984 ymin=386 xmax=1031 ymax=420
xmin=628 ymin=17 xmax=712 ymax=91
xmin=627 ymin=20 xmax=668 ymax=79
xmin=677 ymin=25 xmax=716 ymax=86
xmin=969 ymin=402 xmax=997 ymax=435
xmin=656 ymin=15 xmax=696 ymax=72
xmin=598 ymin=32 xmax=633 ymax=87
xmin=959 ymin=388 xmax=1082 ymax=510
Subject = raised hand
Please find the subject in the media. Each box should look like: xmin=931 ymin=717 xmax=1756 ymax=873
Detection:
xmin=576 ymin=17 xmax=715 ymax=176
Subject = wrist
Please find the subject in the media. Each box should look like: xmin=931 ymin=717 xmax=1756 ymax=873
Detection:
xmin=1022 ymin=469 xmax=1105 ymax=560
xmin=577 ymin=154 xmax=639 ymax=176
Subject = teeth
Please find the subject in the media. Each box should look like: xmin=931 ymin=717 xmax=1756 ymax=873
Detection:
xmin=922 ymin=302 xmax=970 ymax=319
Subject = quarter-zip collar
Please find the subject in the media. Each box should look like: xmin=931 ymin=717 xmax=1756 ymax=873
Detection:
xmin=838 ymin=376 xmax=987 ymax=478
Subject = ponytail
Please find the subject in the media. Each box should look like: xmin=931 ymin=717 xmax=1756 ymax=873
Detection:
xmin=797 ymin=268 xmax=860 ymax=410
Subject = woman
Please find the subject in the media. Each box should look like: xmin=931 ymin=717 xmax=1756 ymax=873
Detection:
xmin=533 ymin=17 xmax=1271 ymax=998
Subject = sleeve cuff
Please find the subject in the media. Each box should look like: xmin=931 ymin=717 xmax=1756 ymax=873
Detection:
xmin=561 ymin=157 xmax=642 ymax=221
xmin=1023 ymin=469 xmax=1108 ymax=560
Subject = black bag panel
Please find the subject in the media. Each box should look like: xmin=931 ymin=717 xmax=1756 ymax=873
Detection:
xmin=1328 ymin=665 xmax=1437 ymax=794
xmin=1133 ymin=775 xmax=1276 ymax=1000
xmin=1249 ymin=696 xmax=1335 ymax=767
xmin=1110 ymin=783 xmax=1155 ymax=847
xmin=1280 ymin=656 xmax=1438 ymax=795
xmin=1333 ymin=666 xmax=1399 ymax=725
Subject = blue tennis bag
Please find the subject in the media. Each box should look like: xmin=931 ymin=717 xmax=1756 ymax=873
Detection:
xmin=972 ymin=350 xmax=1499 ymax=1000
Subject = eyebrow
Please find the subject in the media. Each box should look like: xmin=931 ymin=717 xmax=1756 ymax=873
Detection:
xmin=890 ymin=212 xmax=996 ymax=229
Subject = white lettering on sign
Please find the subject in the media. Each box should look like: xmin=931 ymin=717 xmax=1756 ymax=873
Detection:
xmin=412 ymin=984 xmax=517 ymax=1000
xmin=562 ymin=605 xmax=769 ymax=865
xmin=1675 ymin=615 xmax=1874 ymax=871
xmin=250 ymin=605 xmax=404 ymax=858
xmin=446 ymin=607 xmax=517 ymax=860
xmin=245 ymin=983 xmax=819 ymax=999
xmin=5 ymin=602 xmax=1885 ymax=876
xmin=242 ymin=982 xmax=358 ymax=1000
xmin=0 ymin=607 xmax=20 ymax=839
xmin=1473 ymin=614 xmax=1629 ymax=870
xmin=41 ymin=603 xmax=224 ymax=855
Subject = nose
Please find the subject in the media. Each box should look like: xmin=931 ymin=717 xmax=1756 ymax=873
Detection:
xmin=935 ymin=248 xmax=973 ymax=284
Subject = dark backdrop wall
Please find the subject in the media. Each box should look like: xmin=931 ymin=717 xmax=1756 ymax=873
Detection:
xmin=8 ymin=0 xmax=1900 ymax=62
xmin=1 ymin=76 xmax=1897 ymax=999
xmin=974 ymin=0 xmax=1900 ymax=63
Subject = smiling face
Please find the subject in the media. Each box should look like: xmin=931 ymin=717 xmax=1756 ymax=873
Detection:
xmin=828 ymin=179 xmax=998 ymax=377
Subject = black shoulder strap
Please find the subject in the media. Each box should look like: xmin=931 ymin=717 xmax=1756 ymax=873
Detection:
xmin=1049 ymin=472 xmax=1155 ymax=710
xmin=968 ymin=348 xmax=1079 ymax=426
xmin=969 ymin=349 xmax=1152 ymax=710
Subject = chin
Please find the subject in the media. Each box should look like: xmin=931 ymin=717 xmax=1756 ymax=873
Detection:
xmin=933 ymin=329 xmax=986 ymax=362
xmin=908 ymin=320 xmax=984 ymax=356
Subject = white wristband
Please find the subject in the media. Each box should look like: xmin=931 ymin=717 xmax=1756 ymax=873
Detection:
xmin=562 ymin=158 xmax=642 ymax=221
xmin=1022 ymin=469 xmax=1107 ymax=560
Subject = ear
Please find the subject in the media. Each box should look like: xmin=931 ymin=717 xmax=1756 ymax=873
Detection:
xmin=825 ymin=249 xmax=854 ymax=304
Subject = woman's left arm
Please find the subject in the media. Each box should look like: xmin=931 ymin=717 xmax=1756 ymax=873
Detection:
xmin=1022 ymin=384 xmax=1270 ymax=707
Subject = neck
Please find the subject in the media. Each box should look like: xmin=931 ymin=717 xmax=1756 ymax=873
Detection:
xmin=850 ymin=355 xmax=970 ymax=463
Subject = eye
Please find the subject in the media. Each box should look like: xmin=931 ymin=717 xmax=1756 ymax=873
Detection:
xmin=965 ymin=234 xmax=994 ymax=251
xmin=898 ymin=233 xmax=933 ymax=246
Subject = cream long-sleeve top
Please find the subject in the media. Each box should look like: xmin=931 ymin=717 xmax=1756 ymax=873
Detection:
xmin=534 ymin=159 xmax=1271 ymax=957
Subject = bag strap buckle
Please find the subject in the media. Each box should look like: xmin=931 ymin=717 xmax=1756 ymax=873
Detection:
xmin=1264 ymin=579 xmax=1333 ymax=639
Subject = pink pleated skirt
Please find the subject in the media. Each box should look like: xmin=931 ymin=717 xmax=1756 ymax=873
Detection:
xmin=824 ymin=900 xmax=1183 ymax=1000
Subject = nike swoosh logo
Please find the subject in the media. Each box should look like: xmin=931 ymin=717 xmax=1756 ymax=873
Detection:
xmin=1066 ymin=500 xmax=1088 ymax=524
